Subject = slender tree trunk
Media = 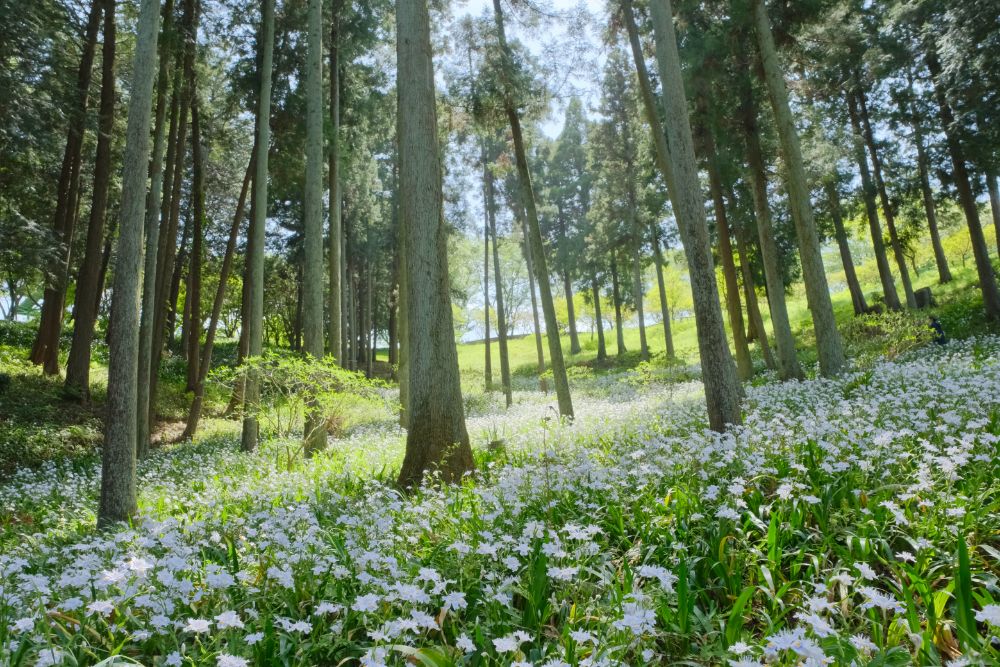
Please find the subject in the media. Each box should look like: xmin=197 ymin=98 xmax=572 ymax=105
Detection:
xmin=701 ymin=120 xmax=753 ymax=381
xmin=137 ymin=0 xmax=176 ymax=457
xmin=925 ymin=49 xmax=1000 ymax=320
xmin=563 ymin=271 xmax=581 ymax=355
xmin=32 ymin=0 xmax=104 ymax=375
xmin=730 ymin=197 xmax=774 ymax=369
xmin=520 ymin=206 xmax=548 ymax=393
xmin=913 ymin=123 xmax=952 ymax=283
xmin=388 ymin=215 xmax=400 ymax=369
xmin=328 ymin=5 xmax=343 ymax=362
xmin=988 ymin=173 xmax=1000 ymax=258
xmin=847 ymin=91 xmax=901 ymax=312
xmin=224 ymin=242 xmax=250 ymax=417
xmin=65 ymin=0 xmax=116 ymax=399
xmin=492 ymin=0 xmax=572 ymax=418
xmin=98 ymin=0 xmax=160 ymax=528
xmin=182 ymin=150 xmax=253 ymax=440
xmin=753 ymin=0 xmax=844 ymax=377
xmin=186 ymin=95 xmax=205 ymax=394
xmin=649 ymin=223 xmax=674 ymax=358
xmin=857 ymin=87 xmax=915 ymax=308
xmin=487 ymin=165 xmax=512 ymax=407
xmin=396 ymin=0 xmax=473 ymax=487
xmin=242 ymin=0 xmax=274 ymax=452
xmin=483 ymin=168 xmax=493 ymax=391
xmin=622 ymin=112 xmax=648 ymax=361
xmin=365 ymin=262 xmax=374 ymax=377
xmin=610 ymin=255 xmax=627 ymax=356
xmin=168 ymin=215 xmax=189 ymax=352
xmin=825 ymin=181 xmax=868 ymax=315
xmin=631 ymin=239 xmax=648 ymax=360
xmin=96 ymin=214 xmax=118 ymax=316
xmin=591 ymin=274 xmax=607 ymax=361
xmin=397 ymin=204 xmax=409 ymax=426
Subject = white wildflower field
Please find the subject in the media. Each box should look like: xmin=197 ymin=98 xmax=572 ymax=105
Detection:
xmin=2 ymin=339 xmax=1000 ymax=666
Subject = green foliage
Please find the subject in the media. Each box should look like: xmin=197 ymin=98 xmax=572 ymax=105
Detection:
xmin=841 ymin=310 xmax=934 ymax=367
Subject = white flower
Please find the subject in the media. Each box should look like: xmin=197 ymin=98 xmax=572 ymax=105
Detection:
xmin=245 ymin=632 xmax=265 ymax=645
xmin=729 ymin=641 xmax=752 ymax=655
xmin=9 ymin=616 xmax=34 ymax=633
xmin=215 ymin=610 xmax=244 ymax=629
xmin=36 ymin=648 xmax=68 ymax=667
xmin=975 ymin=604 xmax=1000 ymax=626
xmin=184 ymin=618 xmax=212 ymax=633
xmin=456 ymin=634 xmax=476 ymax=653
xmin=87 ymin=599 xmax=115 ymax=617
xmin=352 ymin=593 xmax=381 ymax=613
xmin=165 ymin=653 xmax=183 ymax=667
xmin=217 ymin=655 xmax=249 ymax=667
xmin=360 ymin=647 xmax=388 ymax=667
xmin=442 ymin=591 xmax=467 ymax=610
xmin=493 ymin=634 xmax=525 ymax=653
xmin=854 ymin=562 xmax=878 ymax=580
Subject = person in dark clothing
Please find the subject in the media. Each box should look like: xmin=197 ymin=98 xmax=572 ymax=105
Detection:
xmin=928 ymin=316 xmax=946 ymax=345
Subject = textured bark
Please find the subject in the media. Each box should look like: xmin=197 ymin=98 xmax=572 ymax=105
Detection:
xmin=732 ymin=210 xmax=774 ymax=370
xmin=31 ymin=0 xmax=104 ymax=375
xmin=988 ymin=173 xmax=1000 ymax=259
xmin=395 ymin=0 xmax=473 ymax=487
xmin=825 ymin=181 xmax=868 ymax=316
xmin=847 ymin=92 xmax=901 ymax=311
xmin=487 ymin=171 xmax=513 ymax=408
xmin=857 ymin=88 xmax=915 ymax=308
xmin=591 ymin=274 xmax=607 ymax=360
xmin=622 ymin=109 xmax=648 ymax=361
xmin=242 ymin=0 xmax=274 ymax=452
xmin=137 ymin=0 xmax=177 ymax=457
xmin=925 ymin=49 xmax=1000 ymax=320
xmin=483 ymin=186 xmax=492 ymax=391
xmin=186 ymin=96 xmax=205 ymax=394
xmin=328 ymin=5 xmax=343 ymax=362
xmin=753 ymin=0 xmax=844 ymax=377
xmin=98 ymin=0 xmax=161 ymax=528
xmin=610 ymin=255 xmax=627 ymax=356
xmin=563 ymin=270 xmax=581 ymax=355
xmin=649 ymin=223 xmax=674 ymax=358
xmin=302 ymin=0 xmax=326 ymax=455
xmin=65 ymin=0 xmax=117 ymax=399
xmin=914 ymin=128 xmax=951 ymax=283
xmin=492 ymin=0 xmax=572 ymax=418
xmin=181 ymin=147 xmax=253 ymax=441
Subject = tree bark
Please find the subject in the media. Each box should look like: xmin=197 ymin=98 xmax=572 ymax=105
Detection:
xmin=914 ymin=124 xmax=951 ymax=284
xmin=483 ymin=168 xmax=493 ymax=391
xmin=485 ymin=145 xmax=512 ymax=406
xmin=520 ymin=204 xmax=548 ymax=393
xmin=492 ymin=0 xmax=572 ymax=418
xmin=328 ymin=4 xmax=343 ymax=362
xmin=649 ymin=223 xmax=674 ymax=358
xmin=753 ymin=0 xmax=844 ymax=377
xmin=31 ymin=0 xmax=104 ymax=375
xmin=65 ymin=0 xmax=117 ymax=399
xmin=395 ymin=0 xmax=474 ymax=487
xmin=610 ymin=254 xmax=627 ymax=356
xmin=988 ymin=172 xmax=1000 ymax=259
xmin=857 ymin=87 xmax=915 ymax=308
xmin=591 ymin=274 xmax=607 ymax=361
xmin=847 ymin=91 xmax=901 ymax=312
xmin=825 ymin=181 xmax=868 ymax=316
xmin=925 ymin=49 xmax=1000 ymax=320
xmin=186 ymin=95 xmax=205 ymax=394
xmin=137 ymin=0 xmax=177 ymax=457
xmin=98 ymin=0 xmax=161 ymax=528
xmin=731 ymin=206 xmax=774 ymax=370
xmin=242 ymin=0 xmax=274 ymax=452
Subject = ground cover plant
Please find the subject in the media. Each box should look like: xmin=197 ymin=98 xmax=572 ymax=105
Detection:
xmin=2 ymin=337 xmax=1000 ymax=666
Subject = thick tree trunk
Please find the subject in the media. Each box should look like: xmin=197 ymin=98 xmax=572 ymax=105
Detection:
xmin=302 ymin=0 xmax=326 ymax=455
xmin=137 ymin=0 xmax=177 ymax=457
xmin=328 ymin=6 xmax=343 ymax=362
xmin=825 ymin=181 xmax=868 ymax=316
xmin=396 ymin=0 xmax=474 ymax=487
xmin=591 ymin=274 xmax=607 ymax=361
xmin=753 ymin=0 xmax=844 ymax=377
xmin=492 ymin=0 xmax=572 ymax=418
xmin=485 ymin=150 xmax=512 ymax=406
xmin=925 ymin=49 xmax=1000 ymax=320
xmin=610 ymin=255 xmax=627 ymax=356
xmin=98 ymin=0 xmax=161 ymax=528
xmin=857 ymin=87 xmax=915 ymax=308
xmin=242 ymin=0 xmax=274 ymax=452
xmin=65 ymin=0 xmax=117 ymax=400
xmin=847 ymin=92 xmax=901 ymax=312
xmin=32 ymin=0 xmax=104 ymax=375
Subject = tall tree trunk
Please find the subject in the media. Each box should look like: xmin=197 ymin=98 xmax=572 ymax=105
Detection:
xmin=301 ymin=0 xmax=325 ymax=454
xmin=591 ymin=274 xmax=607 ymax=361
xmin=847 ymin=91 xmax=901 ymax=311
xmin=65 ymin=0 xmax=117 ymax=399
xmin=224 ymin=234 xmax=251 ymax=418
xmin=328 ymin=5 xmax=343 ymax=362
xmin=649 ymin=223 xmax=674 ymax=358
xmin=186 ymin=95 xmax=205 ymax=394
xmin=701 ymin=118 xmax=753 ymax=381
xmin=98 ymin=0 xmax=161 ymax=528
xmin=183 ymin=150 xmax=254 ymax=440
xmin=486 ymin=159 xmax=512 ymax=407
xmin=857 ymin=87 xmax=915 ymax=308
xmin=483 ymin=178 xmax=493 ymax=391
xmin=137 ymin=0 xmax=177 ymax=457
xmin=365 ymin=262 xmax=374 ymax=377
xmin=925 ymin=49 xmax=1000 ymax=320
xmin=737 ymin=70 xmax=802 ymax=379
xmin=753 ymin=0 xmax=844 ymax=377
xmin=622 ymin=110 xmax=648 ymax=361
xmin=632 ymin=0 xmax=743 ymax=428
xmin=96 ymin=214 xmax=118 ymax=317
xmin=520 ymin=206 xmax=548 ymax=393
xmin=242 ymin=0 xmax=274 ymax=452
xmin=731 ymin=204 xmax=774 ymax=370
xmin=31 ymin=0 xmax=104 ymax=375
xmin=610 ymin=255 xmax=627 ymax=356
xmin=397 ymin=203 xmax=409 ymax=426
xmin=563 ymin=270 xmax=581 ymax=355
xmin=396 ymin=0 xmax=473 ymax=487
xmin=825 ymin=181 xmax=868 ymax=315
xmin=492 ymin=0 xmax=572 ymax=418
xmin=168 ymin=214 xmax=189 ymax=352
xmin=912 ymin=120 xmax=952 ymax=284
xmin=388 ymin=216 xmax=400 ymax=369
xmin=631 ymin=237 xmax=648 ymax=360
xmin=988 ymin=172 xmax=1000 ymax=258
